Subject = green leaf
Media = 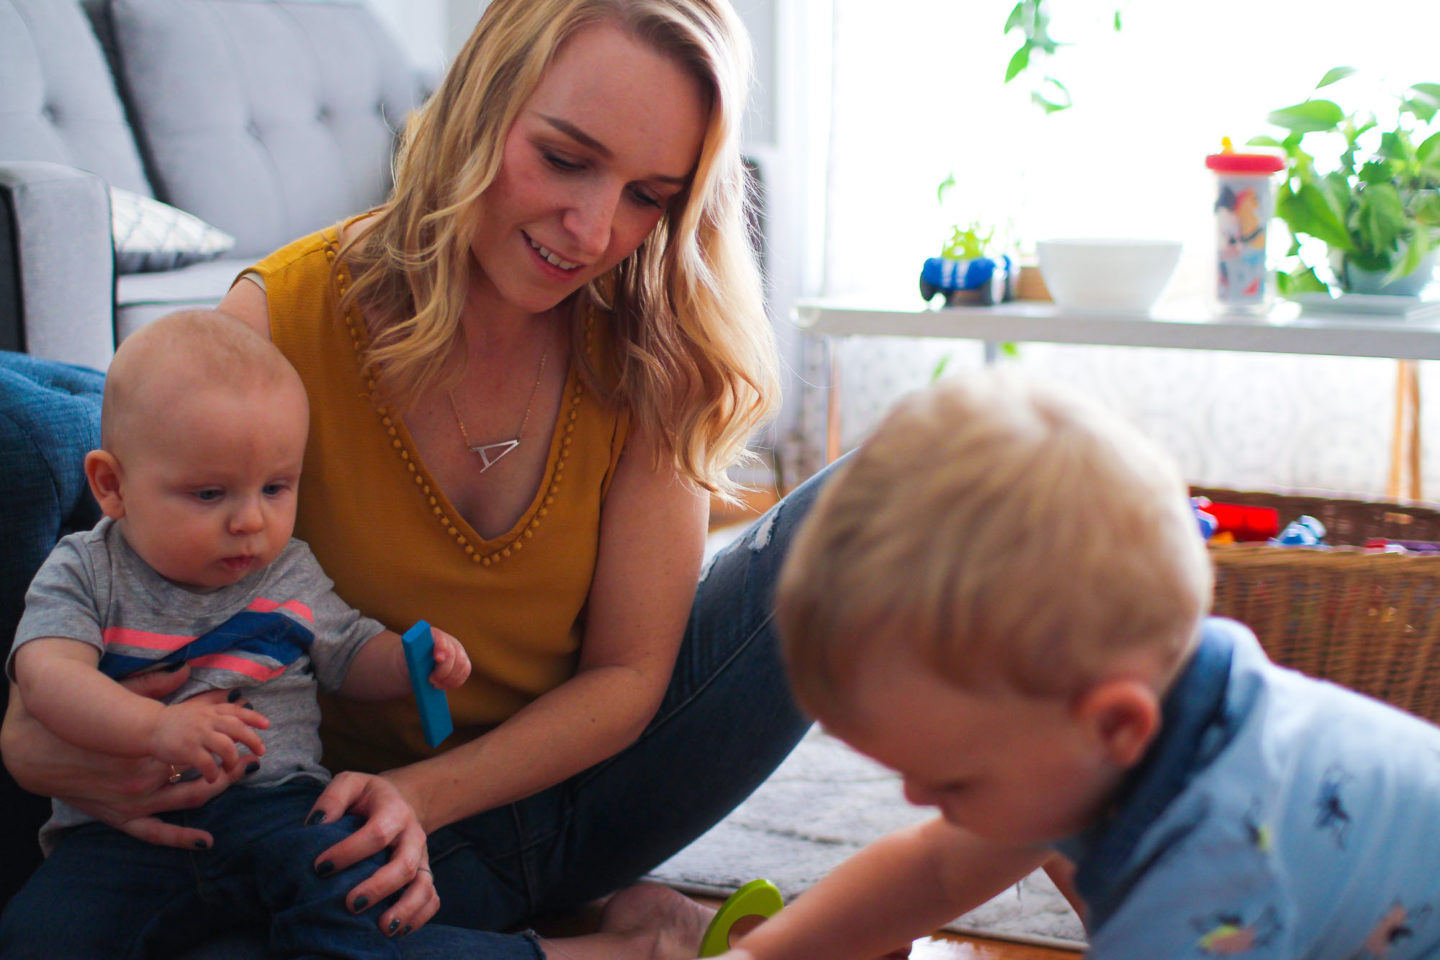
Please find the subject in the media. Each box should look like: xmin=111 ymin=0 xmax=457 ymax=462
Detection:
xmin=1412 ymin=190 xmax=1440 ymax=227
xmin=1411 ymin=83 xmax=1440 ymax=112
xmin=1318 ymin=172 xmax=1354 ymax=217
xmin=1277 ymin=267 xmax=1329 ymax=295
xmin=1354 ymin=182 xmax=1406 ymax=256
xmin=1246 ymin=135 xmax=1285 ymax=149
xmin=937 ymin=172 xmax=956 ymax=207
xmin=1378 ymin=131 xmax=1415 ymax=165
xmin=1389 ymin=227 xmax=1431 ymax=281
xmin=1033 ymin=76 xmax=1072 ymax=113
xmin=1003 ymin=2 xmax=1026 ymax=34
xmin=1113 ymin=10 xmax=1122 ymax=31
xmin=1031 ymin=91 xmax=1071 ymax=114
xmin=931 ymin=353 xmax=953 ymax=383
xmin=1267 ymin=99 xmax=1344 ymax=134
xmin=1278 ymin=182 xmax=1354 ymax=251
xmin=1317 ymin=66 xmax=1357 ymax=89
xmin=1418 ymin=131 xmax=1440 ymax=167
xmin=1358 ymin=159 xmax=1396 ymax=185
xmin=1000 ymin=341 xmax=1021 ymax=359
xmin=1005 ymin=44 xmax=1031 ymax=83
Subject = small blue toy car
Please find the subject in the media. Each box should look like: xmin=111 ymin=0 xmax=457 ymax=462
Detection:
xmin=919 ymin=254 xmax=1015 ymax=305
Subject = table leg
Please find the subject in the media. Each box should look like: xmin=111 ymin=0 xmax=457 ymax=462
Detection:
xmin=1387 ymin=360 xmax=1423 ymax=500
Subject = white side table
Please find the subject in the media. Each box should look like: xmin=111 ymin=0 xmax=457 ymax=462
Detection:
xmin=794 ymin=298 xmax=1437 ymax=497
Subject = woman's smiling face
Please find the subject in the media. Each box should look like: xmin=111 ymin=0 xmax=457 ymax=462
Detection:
xmin=466 ymin=21 xmax=710 ymax=320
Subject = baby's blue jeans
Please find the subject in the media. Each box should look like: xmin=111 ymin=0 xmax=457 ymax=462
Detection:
xmin=0 ymin=779 xmax=546 ymax=958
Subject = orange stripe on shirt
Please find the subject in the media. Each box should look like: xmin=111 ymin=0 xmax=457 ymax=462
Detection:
xmin=247 ymin=598 xmax=315 ymax=622
xmin=188 ymin=653 xmax=287 ymax=682
xmin=102 ymin=627 xmax=195 ymax=653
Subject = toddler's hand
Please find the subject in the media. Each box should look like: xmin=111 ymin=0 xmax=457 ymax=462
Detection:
xmin=146 ymin=697 xmax=269 ymax=783
xmin=427 ymin=628 xmax=471 ymax=690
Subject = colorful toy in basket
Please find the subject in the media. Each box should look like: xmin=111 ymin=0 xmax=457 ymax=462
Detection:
xmin=1192 ymin=496 xmax=1279 ymax=543
xmin=1365 ymin=537 xmax=1440 ymax=555
xmin=1272 ymin=515 xmax=1327 ymax=548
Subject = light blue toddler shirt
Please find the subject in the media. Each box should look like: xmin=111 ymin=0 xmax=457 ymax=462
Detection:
xmin=1056 ymin=617 xmax=1440 ymax=959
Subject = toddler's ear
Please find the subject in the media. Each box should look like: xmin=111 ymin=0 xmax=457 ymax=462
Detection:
xmin=84 ymin=449 xmax=126 ymax=519
xmin=1075 ymin=679 xmax=1160 ymax=769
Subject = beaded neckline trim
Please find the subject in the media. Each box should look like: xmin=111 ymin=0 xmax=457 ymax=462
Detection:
xmin=325 ymin=235 xmax=589 ymax=568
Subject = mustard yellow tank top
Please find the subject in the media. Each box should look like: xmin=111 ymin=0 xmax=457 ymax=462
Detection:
xmin=246 ymin=226 xmax=630 ymax=774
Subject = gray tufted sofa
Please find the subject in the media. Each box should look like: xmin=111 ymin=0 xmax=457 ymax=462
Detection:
xmin=0 ymin=0 xmax=427 ymax=371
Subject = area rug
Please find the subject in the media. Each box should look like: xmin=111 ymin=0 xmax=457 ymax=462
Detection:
xmin=647 ymin=726 xmax=1087 ymax=950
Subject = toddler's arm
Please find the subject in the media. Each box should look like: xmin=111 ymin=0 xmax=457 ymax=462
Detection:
xmin=733 ymin=817 xmax=1051 ymax=960
xmin=339 ymin=627 xmax=471 ymax=700
xmin=11 ymin=637 xmax=269 ymax=782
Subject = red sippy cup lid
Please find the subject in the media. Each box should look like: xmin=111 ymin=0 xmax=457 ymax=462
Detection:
xmin=1206 ymin=137 xmax=1285 ymax=173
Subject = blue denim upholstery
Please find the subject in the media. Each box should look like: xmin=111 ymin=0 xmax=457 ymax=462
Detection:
xmin=0 ymin=350 xmax=103 ymax=907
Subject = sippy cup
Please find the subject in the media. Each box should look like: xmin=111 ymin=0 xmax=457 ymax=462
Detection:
xmin=1205 ymin=139 xmax=1286 ymax=314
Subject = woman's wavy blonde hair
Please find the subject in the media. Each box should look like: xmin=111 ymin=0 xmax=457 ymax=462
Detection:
xmin=337 ymin=0 xmax=777 ymax=496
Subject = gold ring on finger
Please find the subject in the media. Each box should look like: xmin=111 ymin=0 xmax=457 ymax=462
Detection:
xmin=167 ymin=764 xmax=184 ymax=784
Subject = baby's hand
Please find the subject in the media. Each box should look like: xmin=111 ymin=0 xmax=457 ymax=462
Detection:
xmin=146 ymin=697 xmax=269 ymax=783
xmin=427 ymin=628 xmax=471 ymax=690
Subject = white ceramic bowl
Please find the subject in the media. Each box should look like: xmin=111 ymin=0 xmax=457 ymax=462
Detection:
xmin=1036 ymin=239 xmax=1183 ymax=315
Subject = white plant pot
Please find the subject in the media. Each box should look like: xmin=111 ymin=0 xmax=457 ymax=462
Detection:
xmin=1337 ymin=247 xmax=1439 ymax=296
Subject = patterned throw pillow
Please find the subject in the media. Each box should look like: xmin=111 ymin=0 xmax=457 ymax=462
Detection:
xmin=109 ymin=187 xmax=236 ymax=274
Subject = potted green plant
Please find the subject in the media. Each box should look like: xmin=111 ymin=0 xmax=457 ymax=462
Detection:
xmin=1252 ymin=69 xmax=1440 ymax=297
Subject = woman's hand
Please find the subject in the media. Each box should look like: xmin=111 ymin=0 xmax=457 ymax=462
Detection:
xmin=3 ymin=667 xmax=255 ymax=850
xmin=306 ymin=770 xmax=439 ymax=936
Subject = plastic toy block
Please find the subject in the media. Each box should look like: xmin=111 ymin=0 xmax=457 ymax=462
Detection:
xmin=401 ymin=621 xmax=454 ymax=748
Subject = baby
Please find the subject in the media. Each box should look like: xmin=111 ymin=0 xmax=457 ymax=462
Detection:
xmin=726 ymin=370 xmax=1440 ymax=960
xmin=1 ymin=310 xmax=469 ymax=957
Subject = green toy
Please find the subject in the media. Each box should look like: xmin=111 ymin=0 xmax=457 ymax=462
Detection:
xmin=698 ymin=878 xmax=784 ymax=957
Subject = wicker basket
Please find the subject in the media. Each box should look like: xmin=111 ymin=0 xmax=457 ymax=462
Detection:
xmin=1196 ymin=488 xmax=1440 ymax=724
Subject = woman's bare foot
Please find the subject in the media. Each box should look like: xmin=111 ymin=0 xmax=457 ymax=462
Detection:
xmin=599 ymin=882 xmax=715 ymax=960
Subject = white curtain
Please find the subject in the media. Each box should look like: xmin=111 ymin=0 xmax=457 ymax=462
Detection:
xmin=794 ymin=0 xmax=1440 ymax=499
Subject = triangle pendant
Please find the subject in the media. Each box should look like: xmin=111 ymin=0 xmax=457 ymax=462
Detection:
xmin=470 ymin=439 xmax=519 ymax=472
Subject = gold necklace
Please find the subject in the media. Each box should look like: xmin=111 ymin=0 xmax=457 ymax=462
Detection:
xmin=448 ymin=342 xmax=549 ymax=473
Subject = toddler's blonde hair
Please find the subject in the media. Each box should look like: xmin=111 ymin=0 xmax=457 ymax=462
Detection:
xmin=777 ymin=370 xmax=1212 ymax=712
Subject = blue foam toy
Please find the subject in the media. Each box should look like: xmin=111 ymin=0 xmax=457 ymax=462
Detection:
xmin=401 ymin=621 xmax=454 ymax=748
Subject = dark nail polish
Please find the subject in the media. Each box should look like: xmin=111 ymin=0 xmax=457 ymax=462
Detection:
xmin=243 ymin=702 xmax=254 ymax=710
xmin=227 ymin=689 xmax=243 ymax=702
xmin=306 ymin=810 xmax=326 ymax=826
xmin=351 ymin=896 xmax=369 ymax=913
xmin=193 ymin=839 xmax=209 ymax=850
xmin=387 ymin=919 xmax=400 ymax=935
xmin=315 ymin=861 xmax=334 ymax=877
xmin=244 ymin=761 xmax=260 ymax=775
xmin=164 ymin=661 xmax=185 ymax=673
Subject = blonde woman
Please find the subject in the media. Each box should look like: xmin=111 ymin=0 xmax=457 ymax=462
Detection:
xmin=2 ymin=0 xmax=834 ymax=955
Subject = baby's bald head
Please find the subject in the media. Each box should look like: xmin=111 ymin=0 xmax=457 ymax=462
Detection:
xmin=102 ymin=310 xmax=307 ymax=459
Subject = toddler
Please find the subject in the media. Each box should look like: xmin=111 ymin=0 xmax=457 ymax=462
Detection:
xmin=729 ymin=370 xmax=1440 ymax=960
